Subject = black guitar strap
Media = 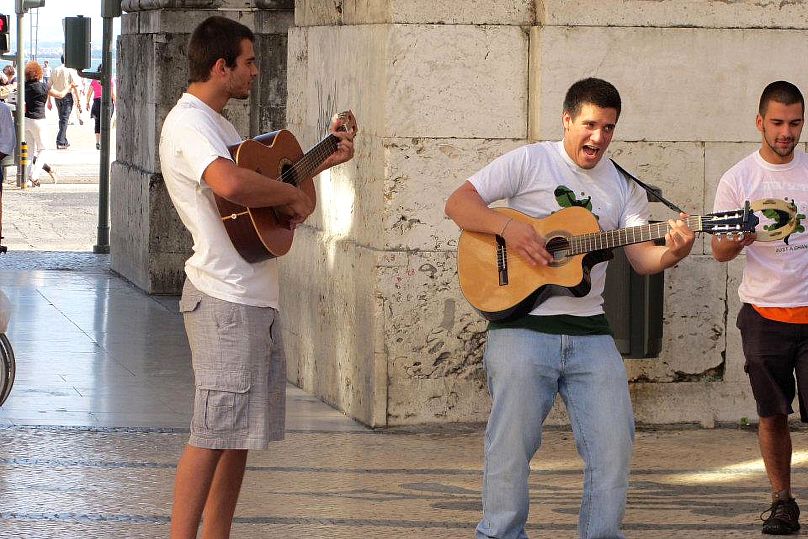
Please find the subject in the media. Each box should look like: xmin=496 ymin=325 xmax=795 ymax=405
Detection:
xmin=610 ymin=159 xmax=685 ymax=214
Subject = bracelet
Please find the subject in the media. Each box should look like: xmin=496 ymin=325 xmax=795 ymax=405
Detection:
xmin=499 ymin=217 xmax=513 ymax=236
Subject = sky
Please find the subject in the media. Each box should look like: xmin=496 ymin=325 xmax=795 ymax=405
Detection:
xmin=0 ymin=1 xmax=120 ymax=48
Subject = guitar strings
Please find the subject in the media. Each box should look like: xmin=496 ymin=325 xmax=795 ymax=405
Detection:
xmin=277 ymin=119 xmax=353 ymax=185
xmin=277 ymin=135 xmax=339 ymax=186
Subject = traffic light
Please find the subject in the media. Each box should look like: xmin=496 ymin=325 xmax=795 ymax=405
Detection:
xmin=16 ymin=1 xmax=45 ymax=11
xmin=0 ymin=15 xmax=9 ymax=54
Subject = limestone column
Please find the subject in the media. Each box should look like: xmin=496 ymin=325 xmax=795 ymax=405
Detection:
xmin=111 ymin=0 xmax=293 ymax=293
xmin=283 ymin=2 xmax=535 ymax=427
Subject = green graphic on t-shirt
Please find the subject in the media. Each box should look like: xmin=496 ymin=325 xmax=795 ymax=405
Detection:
xmin=554 ymin=185 xmax=592 ymax=212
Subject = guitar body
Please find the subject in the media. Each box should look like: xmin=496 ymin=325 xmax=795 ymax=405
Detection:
xmin=213 ymin=130 xmax=315 ymax=263
xmin=457 ymin=207 xmax=605 ymax=321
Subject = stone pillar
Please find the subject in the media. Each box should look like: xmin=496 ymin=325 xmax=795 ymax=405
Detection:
xmin=286 ymin=0 xmax=808 ymax=428
xmin=111 ymin=0 xmax=294 ymax=293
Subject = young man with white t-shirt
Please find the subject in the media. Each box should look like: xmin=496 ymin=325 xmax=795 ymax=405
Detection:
xmin=445 ymin=78 xmax=695 ymax=539
xmin=159 ymin=16 xmax=354 ymax=539
xmin=712 ymin=80 xmax=808 ymax=535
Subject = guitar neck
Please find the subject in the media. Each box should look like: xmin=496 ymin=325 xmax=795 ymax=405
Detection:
xmin=567 ymin=215 xmax=703 ymax=255
xmin=287 ymin=134 xmax=339 ymax=186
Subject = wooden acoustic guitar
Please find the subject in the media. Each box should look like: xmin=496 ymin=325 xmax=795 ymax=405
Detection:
xmin=214 ymin=111 xmax=358 ymax=263
xmin=457 ymin=200 xmax=798 ymax=321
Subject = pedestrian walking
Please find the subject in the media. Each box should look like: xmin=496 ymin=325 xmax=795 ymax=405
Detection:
xmin=25 ymin=61 xmax=63 ymax=186
xmin=86 ymin=64 xmax=115 ymax=150
xmin=47 ymin=55 xmax=82 ymax=149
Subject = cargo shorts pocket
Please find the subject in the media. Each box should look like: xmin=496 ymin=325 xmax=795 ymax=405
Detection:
xmin=179 ymin=287 xmax=204 ymax=314
xmin=192 ymin=370 xmax=251 ymax=435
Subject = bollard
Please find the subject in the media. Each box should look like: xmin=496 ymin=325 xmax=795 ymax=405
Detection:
xmin=18 ymin=141 xmax=28 ymax=189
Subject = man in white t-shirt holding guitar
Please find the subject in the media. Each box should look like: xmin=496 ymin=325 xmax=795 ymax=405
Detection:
xmin=713 ymin=80 xmax=808 ymax=535
xmin=446 ymin=78 xmax=696 ymax=539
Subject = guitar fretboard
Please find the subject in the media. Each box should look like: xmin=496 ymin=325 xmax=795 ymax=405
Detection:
xmin=280 ymin=134 xmax=339 ymax=186
xmin=563 ymin=216 xmax=703 ymax=255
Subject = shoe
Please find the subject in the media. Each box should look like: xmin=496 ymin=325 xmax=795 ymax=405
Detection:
xmin=762 ymin=497 xmax=800 ymax=535
xmin=47 ymin=168 xmax=58 ymax=184
xmin=57 ymin=144 xmax=70 ymax=149
xmin=96 ymin=142 xmax=101 ymax=150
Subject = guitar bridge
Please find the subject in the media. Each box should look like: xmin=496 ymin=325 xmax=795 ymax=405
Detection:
xmin=496 ymin=235 xmax=508 ymax=286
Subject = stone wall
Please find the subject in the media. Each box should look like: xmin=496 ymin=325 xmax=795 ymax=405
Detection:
xmin=112 ymin=1 xmax=294 ymax=293
xmin=285 ymin=0 xmax=808 ymax=427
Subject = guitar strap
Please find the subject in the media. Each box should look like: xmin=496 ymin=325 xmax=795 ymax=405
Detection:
xmin=610 ymin=159 xmax=685 ymax=214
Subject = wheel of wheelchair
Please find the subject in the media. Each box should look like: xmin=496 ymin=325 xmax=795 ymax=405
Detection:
xmin=0 ymin=333 xmax=15 ymax=407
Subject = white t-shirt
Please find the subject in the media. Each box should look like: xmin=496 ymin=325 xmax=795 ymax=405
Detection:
xmin=713 ymin=150 xmax=808 ymax=307
xmin=469 ymin=140 xmax=649 ymax=317
xmin=159 ymin=93 xmax=280 ymax=308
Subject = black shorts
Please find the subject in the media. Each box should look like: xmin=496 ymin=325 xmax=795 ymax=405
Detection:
xmin=737 ymin=303 xmax=808 ymax=421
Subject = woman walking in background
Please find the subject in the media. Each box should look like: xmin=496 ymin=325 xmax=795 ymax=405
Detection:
xmin=24 ymin=61 xmax=64 ymax=187
xmin=86 ymin=64 xmax=115 ymax=150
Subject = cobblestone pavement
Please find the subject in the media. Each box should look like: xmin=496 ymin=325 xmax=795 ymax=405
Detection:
xmin=2 ymin=426 xmax=808 ymax=538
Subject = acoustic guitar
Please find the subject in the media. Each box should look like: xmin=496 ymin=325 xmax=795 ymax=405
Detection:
xmin=457 ymin=199 xmax=798 ymax=321
xmin=214 ymin=111 xmax=358 ymax=263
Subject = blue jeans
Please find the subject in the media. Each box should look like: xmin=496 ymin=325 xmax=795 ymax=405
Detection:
xmin=476 ymin=329 xmax=634 ymax=539
xmin=54 ymin=94 xmax=73 ymax=147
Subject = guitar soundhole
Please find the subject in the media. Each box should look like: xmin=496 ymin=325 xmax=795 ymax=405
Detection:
xmin=545 ymin=235 xmax=570 ymax=267
xmin=280 ymin=163 xmax=296 ymax=185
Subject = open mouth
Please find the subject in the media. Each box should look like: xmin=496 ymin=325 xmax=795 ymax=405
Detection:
xmin=582 ymin=145 xmax=600 ymax=158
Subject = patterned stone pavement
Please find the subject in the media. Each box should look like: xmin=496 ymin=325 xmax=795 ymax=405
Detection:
xmin=3 ymin=425 xmax=808 ymax=538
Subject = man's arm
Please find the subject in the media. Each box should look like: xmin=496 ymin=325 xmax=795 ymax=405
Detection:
xmin=203 ymin=158 xmax=314 ymax=226
xmin=445 ymin=181 xmax=551 ymax=266
xmin=623 ymin=214 xmax=695 ymax=275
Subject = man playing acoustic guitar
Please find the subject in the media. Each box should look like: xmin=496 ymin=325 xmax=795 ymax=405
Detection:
xmin=445 ymin=78 xmax=695 ymax=539
xmin=712 ymin=81 xmax=808 ymax=535
xmin=159 ymin=16 xmax=354 ymax=539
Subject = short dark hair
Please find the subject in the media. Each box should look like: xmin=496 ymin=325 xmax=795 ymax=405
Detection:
xmin=563 ymin=78 xmax=622 ymax=119
xmin=188 ymin=16 xmax=254 ymax=83
xmin=759 ymin=81 xmax=804 ymax=116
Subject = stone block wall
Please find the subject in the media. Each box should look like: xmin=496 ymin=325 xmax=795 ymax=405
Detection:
xmin=285 ymin=0 xmax=808 ymax=427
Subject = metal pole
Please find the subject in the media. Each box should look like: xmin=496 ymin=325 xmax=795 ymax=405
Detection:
xmin=14 ymin=10 xmax=25 ymax=188
xmin=93 ymin=13 xmax=112 ymax=254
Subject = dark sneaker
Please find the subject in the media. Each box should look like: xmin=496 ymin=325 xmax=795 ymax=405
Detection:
xmin=761 ymin=498 xmax=800 ymax=535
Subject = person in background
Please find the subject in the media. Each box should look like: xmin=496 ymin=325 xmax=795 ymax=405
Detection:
xmin=42 ymin=60 xmax=51 ymax=85
xmin=47 ymin=55 xmax=82 ymax=149
xmin=0 ymin=99 xmax=15 ymax=239
xmin=86 ymin=64 xmax=115 ymax=150
xmin=2 ymin=66 xmax=16 ymax=86
xmin=24 ymin=61 xmax=64 ymax=187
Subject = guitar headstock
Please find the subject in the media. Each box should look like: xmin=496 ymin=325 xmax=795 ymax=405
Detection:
xmin=333 ymin=110 xmax=359 ymax=136
xmin=702 ymin=203 xmax=759 ymax=238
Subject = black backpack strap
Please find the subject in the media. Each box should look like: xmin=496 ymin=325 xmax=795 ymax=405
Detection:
xmin=610 ymin=159 xmax=685 ymax=214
